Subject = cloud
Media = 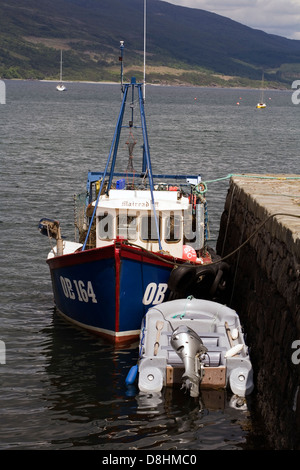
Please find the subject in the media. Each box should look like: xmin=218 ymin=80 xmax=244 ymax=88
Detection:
xmin=161 ymin=0 xmax=300 ymax=39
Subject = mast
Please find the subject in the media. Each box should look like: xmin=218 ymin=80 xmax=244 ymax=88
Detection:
xmin=120 ymin=40 xmax=124 ymax=96
xmin=260 ymin=71 xmax=265 ymax=102
xmin=143 ymin=0 xmax=146 ymax=101
xmin=60 ymin=50 xmax=63 ymax=82
xmin=82 ymin=79 xmax=162 ymax=251
xmin=82 ymin=5 xmax=164 ymax=252
xmin=138 ymin=83 xmax=162 ymax=250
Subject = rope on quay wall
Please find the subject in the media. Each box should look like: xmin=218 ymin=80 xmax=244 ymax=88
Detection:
xmin=216 ymin=212 xmax=300 ymax=266
xmin=203 ymin=173 xmax=300 ymax=186
xmin=197 ymin=173 xmax=300 ymax=266
xmin=194 ymin=173 xmax=300 ymax=199
xmin=126 ymin=213 xmax=300 ymax=269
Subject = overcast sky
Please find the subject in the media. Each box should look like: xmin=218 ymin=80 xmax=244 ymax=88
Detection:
xmin=161 ymin=0 xmax=300 ymax=40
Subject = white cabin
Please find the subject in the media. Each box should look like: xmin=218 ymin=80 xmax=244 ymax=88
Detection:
xmin=94 ymin=188 xmax=205 ymax=258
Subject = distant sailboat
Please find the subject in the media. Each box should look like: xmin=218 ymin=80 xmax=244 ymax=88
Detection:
xmin=56 ymin=50 xmax=66 ymax=92
xmin=256 ymin=72 xmax=266 ymax=108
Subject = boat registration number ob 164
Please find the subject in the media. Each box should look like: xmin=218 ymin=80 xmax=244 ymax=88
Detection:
xmin=60 ymin=276 xmax=98 ymax=303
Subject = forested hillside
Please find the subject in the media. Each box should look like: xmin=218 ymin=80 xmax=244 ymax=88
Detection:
xmin=1 ymin=0 xmax=300 ymax=87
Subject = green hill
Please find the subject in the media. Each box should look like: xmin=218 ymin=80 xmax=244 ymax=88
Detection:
xmin=1 ymin=0 xmax=300 ymax=87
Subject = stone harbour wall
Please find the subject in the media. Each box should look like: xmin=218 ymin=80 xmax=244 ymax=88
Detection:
xmin=216 ymin=174 xmax=300 ymax=450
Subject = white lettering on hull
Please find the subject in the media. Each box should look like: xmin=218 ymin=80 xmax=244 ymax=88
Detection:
xmin=60 ymin=276 xmax=98 ymax=303
xmin=142 ymin=282 xmax=168 ymax=305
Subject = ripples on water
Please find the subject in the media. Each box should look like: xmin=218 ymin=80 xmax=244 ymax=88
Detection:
xmin=0 ymin=80 xmax=296 ymax=450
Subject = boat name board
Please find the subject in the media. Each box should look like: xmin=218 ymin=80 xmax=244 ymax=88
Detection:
xmin=121 ymin=200 xmax=158 ymax=208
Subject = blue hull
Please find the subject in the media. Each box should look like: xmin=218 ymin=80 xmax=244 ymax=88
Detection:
xmin=47 ymin=241 xmax=173 ymax=343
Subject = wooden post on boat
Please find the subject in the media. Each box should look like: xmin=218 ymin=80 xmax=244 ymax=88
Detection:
xmin=225 ymin=321 xmax=234 ymax=348
xmin=56 ymin=226 xmax=63 ymax=257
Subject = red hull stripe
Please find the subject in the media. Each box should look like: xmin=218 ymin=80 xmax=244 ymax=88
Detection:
xmin=115 ymin=247 xmax=121 ymax=334
xmin=47 ymin=241 xmax=191 ymax=271
xmin=47 ymin=244 xmax=115 ymax=269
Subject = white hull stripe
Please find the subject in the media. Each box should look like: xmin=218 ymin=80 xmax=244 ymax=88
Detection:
xmin=56 ymin=308 xmax=140 ymax=338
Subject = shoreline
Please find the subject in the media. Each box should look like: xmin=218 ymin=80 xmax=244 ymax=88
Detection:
xmin=2 ymin=77 xmax=289 ymax=91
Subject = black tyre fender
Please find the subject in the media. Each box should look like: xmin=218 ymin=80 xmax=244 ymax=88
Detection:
xmin=209 ymin=262 xmax=230 ymax=296
xmin=168 ymin=264 xmax=197 ymax=294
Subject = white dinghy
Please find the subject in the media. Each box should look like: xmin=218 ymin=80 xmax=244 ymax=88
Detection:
xmin=133 ymin=297 xmax=254 ymax=398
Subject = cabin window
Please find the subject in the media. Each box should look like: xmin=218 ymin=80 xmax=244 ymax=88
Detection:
xmin=117 ymin=213 xmax=137 ymax=240
xmin=97 ymin=211 xmax=114 ymax=240
xmin=183 ymin=204 xmax=204 ymax=249
xmin=165 ymin=212 xmax=181 ymax=243
xmin=183 ymin=213 xmax=197 ymax=244
xmin=141 ymin=214 xmax=161 ymax=241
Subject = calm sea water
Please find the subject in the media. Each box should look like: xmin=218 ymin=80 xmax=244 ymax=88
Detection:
xmin=0 ymin=80 xmax=298 ymax=451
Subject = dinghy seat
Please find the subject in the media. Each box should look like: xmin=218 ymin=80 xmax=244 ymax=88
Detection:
xmin=161 ymin=332 xmax=226 ymax=367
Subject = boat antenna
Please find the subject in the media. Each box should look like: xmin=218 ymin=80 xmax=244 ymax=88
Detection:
xmin=143 ymin=0 xmax=146 ymax=101
xmin=120 ymin=40 xmax=124 ymax=96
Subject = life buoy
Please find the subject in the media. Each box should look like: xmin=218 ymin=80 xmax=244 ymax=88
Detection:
xmin=182 ymin=245 xmax=197 ymax=262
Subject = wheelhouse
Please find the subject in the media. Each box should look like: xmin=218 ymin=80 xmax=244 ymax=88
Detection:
xmin=86 ymin=183 xmax=205 ymax=259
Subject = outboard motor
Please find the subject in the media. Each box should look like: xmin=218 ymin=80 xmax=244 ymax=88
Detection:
xmin=171 ymin=325 xmax=207 ymax=397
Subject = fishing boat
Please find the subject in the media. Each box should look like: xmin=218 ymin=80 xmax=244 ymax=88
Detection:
xmin=56 ymin=50 xmax=66 ymax=92
xmin=129 ymin=296 xmax=254 ymax=398
xmin=39 ymin=42 xmax=227 ymax=344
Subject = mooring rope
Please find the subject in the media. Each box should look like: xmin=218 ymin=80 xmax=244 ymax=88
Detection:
xmin=203 ymin=174 xmax=300 ymax=186
xmin=125 ymin=212 xmax=300 ymax=268
xmin=217 ymin=212 xmax=300 ymax=265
